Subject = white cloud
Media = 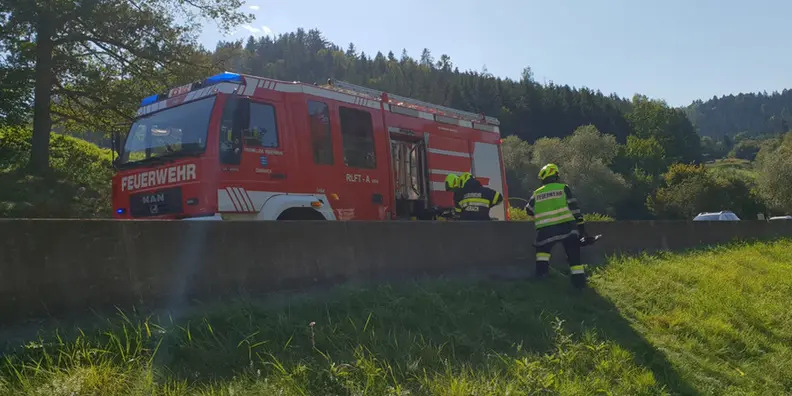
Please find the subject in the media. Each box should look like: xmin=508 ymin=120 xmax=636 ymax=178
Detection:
xmin=249 ymin=5 xmax=260 ymax=10
xmin=241 ymin=25 xmax=260 ymax=33
xmin=235 ymin=24 xmax=274 ymax=38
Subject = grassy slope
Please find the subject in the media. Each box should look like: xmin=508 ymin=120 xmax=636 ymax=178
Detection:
xmin=705 ymin=158 xmax=758 ymax=180
xmin=2 ymin=241 xmax=791 ymax=395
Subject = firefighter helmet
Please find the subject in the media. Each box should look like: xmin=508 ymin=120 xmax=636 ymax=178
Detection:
xmin=459 ymin=172 xmax=473 ymax=187
xmin=444 ymin=174 xmax=460 ymax=191
xmin=538 ymin=163 xmax=560 ymax=180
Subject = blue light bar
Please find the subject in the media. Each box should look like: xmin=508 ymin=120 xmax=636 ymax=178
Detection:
xmin=140 ymin=94 xmax=159 ymax=106
xmin=204 ymin=72 xmax=242 ymax=85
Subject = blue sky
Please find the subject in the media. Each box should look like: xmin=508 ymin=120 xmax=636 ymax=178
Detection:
xmin=197 ymin=0 xmax=792 ymax=107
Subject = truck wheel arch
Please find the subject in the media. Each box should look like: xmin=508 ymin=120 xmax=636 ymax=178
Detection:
xmin=255 ymin=193 xmax=336 ymax=221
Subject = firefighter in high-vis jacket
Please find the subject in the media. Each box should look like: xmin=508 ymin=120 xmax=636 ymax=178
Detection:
xmin=525 ymin=163 xmax=588 ymax=288
xmin=444 ymin=172 xmax=504 ymax=220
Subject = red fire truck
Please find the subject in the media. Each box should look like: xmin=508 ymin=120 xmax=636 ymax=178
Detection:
xmin=111 ymin=72 xmax=510 ymax=221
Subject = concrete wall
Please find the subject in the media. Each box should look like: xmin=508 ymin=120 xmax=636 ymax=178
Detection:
xmin=1 ymin=219 xmax=790 ymax=324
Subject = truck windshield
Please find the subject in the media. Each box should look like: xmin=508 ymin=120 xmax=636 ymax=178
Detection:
xmin=119 ymin=96 xmax=216 ymax=165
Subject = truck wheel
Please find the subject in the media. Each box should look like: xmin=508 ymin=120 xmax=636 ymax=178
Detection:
xmin=276 ymin=207 xmax=326 ymax=220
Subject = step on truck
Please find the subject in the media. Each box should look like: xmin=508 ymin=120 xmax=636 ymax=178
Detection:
xmin=111 ymin=72 xmax=510 ymax=221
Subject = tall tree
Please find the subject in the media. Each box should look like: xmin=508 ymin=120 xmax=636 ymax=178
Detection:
xmin=627 ymin=95 xmax=701 ymax=165
xmin=755 ymin=133 xmax=792 ymax=213
xmin=0 ymin=39 xmax=32 ymax=125
xmin=508 ymin=126 xmax=628 ymax=215
xmin=419 ymin=48 xmax=434 ymax=68
xmin=0 ymin=0 xmax=252 ymax=173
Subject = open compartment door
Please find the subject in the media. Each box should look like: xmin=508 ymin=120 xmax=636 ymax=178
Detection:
xmin=424 ymin=134 xmax=473 ymax=209
xmin=471 ymin=142 xmax=507 ymax=220
xmin=390 ymin=132 xmax=430 ymax=219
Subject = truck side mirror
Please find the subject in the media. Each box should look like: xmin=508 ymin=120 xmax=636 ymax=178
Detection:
xmin=110 ymin=131 xmax=119 ymax=168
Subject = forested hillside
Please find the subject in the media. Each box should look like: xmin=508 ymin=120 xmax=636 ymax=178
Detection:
xmin=212 ymin=31 xmax=657 ymax=143
xmin=216 ymin=29 xmax=792 ymax=144
xmin=685 ymin=90 xmax=792 ymax=138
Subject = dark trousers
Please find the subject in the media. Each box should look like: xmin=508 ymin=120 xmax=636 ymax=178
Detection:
xmin=535 ymin=233 xmax=586 ymax=288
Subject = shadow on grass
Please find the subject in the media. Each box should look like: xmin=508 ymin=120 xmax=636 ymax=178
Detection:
xmin=0 ymin=273 xmax=699 ymax=395
xmin=520 ymin=274 xmax=699 ymax=395
xmin=154 ymin=274 xmax=700 ymax=394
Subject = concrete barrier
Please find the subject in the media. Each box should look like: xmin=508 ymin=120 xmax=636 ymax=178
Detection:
xmin=0 ymin=219 xmax=790 ymax=324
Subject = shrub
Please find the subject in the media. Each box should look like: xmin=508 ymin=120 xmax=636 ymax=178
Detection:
xmin=508 ymin=206 xmax=530 ymax=221
xmin=508 ymin=207 xmax=615 ymax=222
xmin=513 ymin=126 xmax=629 ymax=216
xmin=0 ymin=126 xmax=114 ymax=218
xmin=584 ymin=213 xmax=615 ymax=222
xmin=729 ymin=140 xmax=761 ymax=161
xmin=649 ymin=163 xmax=766 ymax=219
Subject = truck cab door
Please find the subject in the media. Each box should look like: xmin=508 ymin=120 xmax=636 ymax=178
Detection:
xmin=216 ymin=96 xmax=287 ymax=214
xmin=239 ymin=98 xmax=287 ymax=186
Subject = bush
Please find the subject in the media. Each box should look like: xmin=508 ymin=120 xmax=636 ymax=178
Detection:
xmin=501 ymin=136 xmax=540 ymax=199
xmin=517 ymin=126 xmax=629 ymax=216
xmin=584 ymin=213 xmax=615 ymax=222
xmin=507 ymin=207 xmax=615 ymax=222
xmin=612 ymin=167 xmax=659 ymax=220
xmin=508 ymin=206 xmax=530 ymax=221
xmin=648 ymin=163 xmax=766 ymax=219
xmin=729 ymin=140 xmax=761 ymax=161
xmin=0 ymin=126 xmax=114 ymax=218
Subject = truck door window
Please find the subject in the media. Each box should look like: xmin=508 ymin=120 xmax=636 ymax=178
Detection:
xmin=219 ymin=96 xmax=242 ymax=165
xmin=339 ymin=106 xmax=376 ymax=169
xmin=308 ymin=100 xmax=333 ymax=165
xmin=246 ymin=102 xmax=279 ymax=148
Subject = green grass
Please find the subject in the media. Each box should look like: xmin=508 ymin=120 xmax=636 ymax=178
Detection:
xmin=705 ymin=158 xmax=758 ymax=179
xmin=2 ymin=240 xmax=792 ymax=395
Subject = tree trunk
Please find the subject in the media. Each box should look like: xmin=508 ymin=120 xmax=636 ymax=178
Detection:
xmin=30 ymin=19 xmax=55 ymax=175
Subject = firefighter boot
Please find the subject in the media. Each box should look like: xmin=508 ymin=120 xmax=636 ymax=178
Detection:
xmin=570 ymin=265 xmax=586 ymax=289
xmin=535 ymin=252 xmax=551 ymax=279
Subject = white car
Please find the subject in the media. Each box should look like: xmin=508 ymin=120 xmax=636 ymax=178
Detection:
xmin=769 ymin=215 xmax=792 ymax=221
xmin=693 ymin=211 xmax=741 ymax=221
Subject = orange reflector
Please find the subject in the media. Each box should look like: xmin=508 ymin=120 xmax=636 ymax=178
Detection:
xmin=311 ymin=201 xmax=322 ymax=208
